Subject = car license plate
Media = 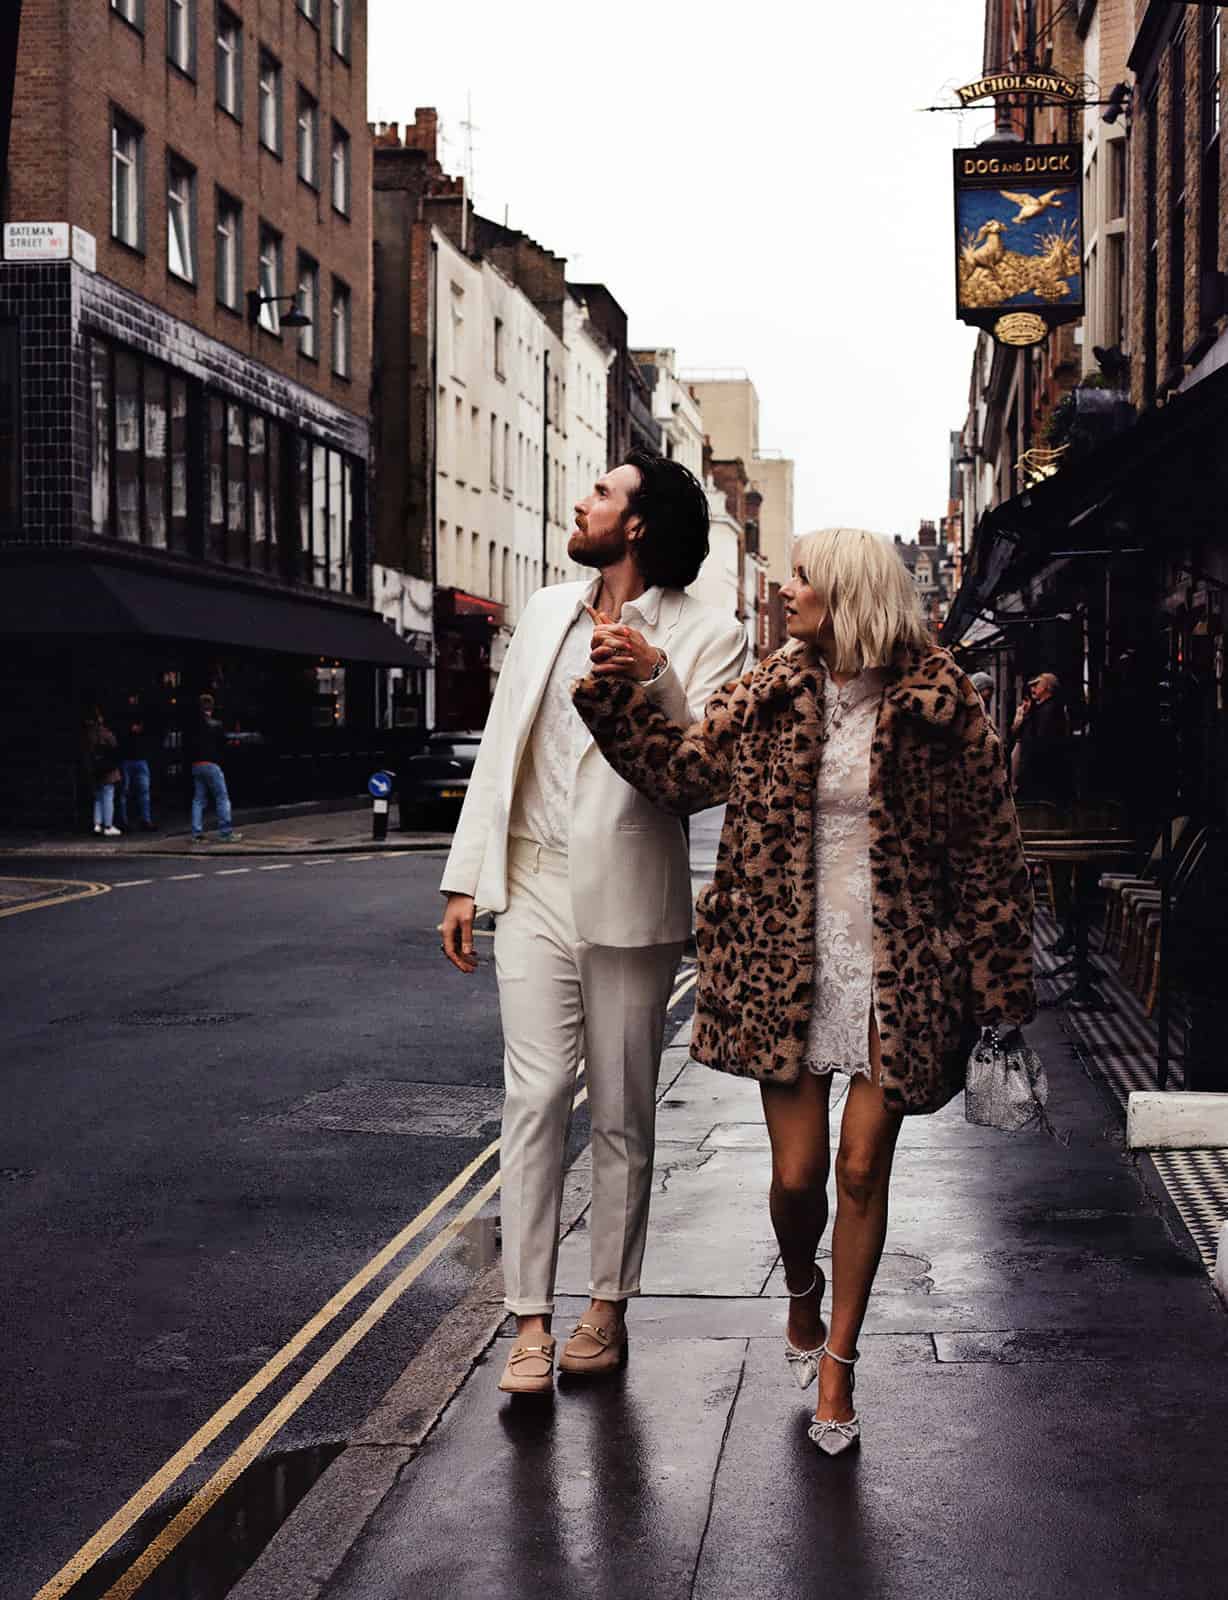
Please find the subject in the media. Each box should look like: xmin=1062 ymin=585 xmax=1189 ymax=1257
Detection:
xmin=440 ymin=788 xmax=465 ymax=799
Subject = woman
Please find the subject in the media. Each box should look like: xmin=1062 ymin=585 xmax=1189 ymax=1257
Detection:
xmin=572 ymin=528 xmax=1034 ymax=1455
xmin=83 ymin=708 xmax=122 ymax=838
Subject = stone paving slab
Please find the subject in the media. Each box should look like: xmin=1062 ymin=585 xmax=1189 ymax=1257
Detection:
xmin=319 ymin=1340 xmax=747 ymax=1600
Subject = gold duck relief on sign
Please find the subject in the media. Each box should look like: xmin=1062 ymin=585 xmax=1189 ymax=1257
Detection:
xmin=958 ymin=214 xmax=1081 ymax=311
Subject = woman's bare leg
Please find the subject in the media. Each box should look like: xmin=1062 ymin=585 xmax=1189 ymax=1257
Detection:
xmin=759 ymin=1069 xmax=833 ymax=1350
xmin=821 ymin=1014 xmax=904 ymax=1422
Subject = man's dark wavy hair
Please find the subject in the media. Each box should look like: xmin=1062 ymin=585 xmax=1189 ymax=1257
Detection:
xmin=623 ymin=446 xmax=710 ymax=590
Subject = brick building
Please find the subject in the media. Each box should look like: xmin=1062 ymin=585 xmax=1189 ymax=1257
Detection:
xmin=0 ymin=0 xmax=415 ymax=828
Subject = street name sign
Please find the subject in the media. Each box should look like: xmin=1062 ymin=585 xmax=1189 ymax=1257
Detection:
xmin=4 ymin=221 xmax=69 ymax=261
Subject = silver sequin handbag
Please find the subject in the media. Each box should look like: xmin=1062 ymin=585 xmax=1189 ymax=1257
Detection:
xmin=965 ymin=1028 xmax=1051 ymax=1134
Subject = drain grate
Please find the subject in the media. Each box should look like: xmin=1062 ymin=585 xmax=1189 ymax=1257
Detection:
xmin=270 ymin=1079 xmax=502 ymax=1138
xmin=120 ymin=1009 xmax=251 ymax=1027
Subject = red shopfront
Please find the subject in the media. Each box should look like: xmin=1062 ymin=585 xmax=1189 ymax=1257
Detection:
xmin=433 ymin=587 xmax=504 ymax=732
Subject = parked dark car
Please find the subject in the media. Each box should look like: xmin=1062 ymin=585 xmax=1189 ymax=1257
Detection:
xmin=398 ymin=732 xmax=483 ymax=830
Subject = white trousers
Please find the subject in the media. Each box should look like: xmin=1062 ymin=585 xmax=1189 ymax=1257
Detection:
xmin=494 ymin=838 xmax=683 ymax=1316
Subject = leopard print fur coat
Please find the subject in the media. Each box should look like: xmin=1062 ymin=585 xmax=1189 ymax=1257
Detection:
xmin=573 ymin=643 xmax=1035 ymax=1115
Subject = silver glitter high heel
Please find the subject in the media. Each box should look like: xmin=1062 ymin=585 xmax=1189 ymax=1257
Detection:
xmin=783 ymin=1266 xmax=826 ymax=1391
xmin=808 ymin=1345 xmax=860 ymax=1456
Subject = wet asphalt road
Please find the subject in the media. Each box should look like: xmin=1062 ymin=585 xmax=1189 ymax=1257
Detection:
xmin=0 ymin=850 xmax=609 ymax=1599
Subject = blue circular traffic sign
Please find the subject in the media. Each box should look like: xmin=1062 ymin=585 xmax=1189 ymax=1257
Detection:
xmin=368 ymin=771 xmax=393 ymax=798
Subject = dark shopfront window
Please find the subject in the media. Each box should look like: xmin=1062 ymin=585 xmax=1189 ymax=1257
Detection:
xmin=0 ymin=323 xmax=19 ymax=536
xmin=91 ymin=335 xmax=361 ymax=590
xmin=296 ymin=434 xmax=355 ymax=593
xmin=90 ymin=337 xmax=189 ymax=553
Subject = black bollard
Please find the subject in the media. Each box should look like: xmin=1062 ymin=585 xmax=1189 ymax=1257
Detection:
xmin=369 ymin=771 xmax=394 ymax=842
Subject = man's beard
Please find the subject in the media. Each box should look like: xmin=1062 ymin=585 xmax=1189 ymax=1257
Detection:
xmin=567 ymin=521 xmax=627 ymax=570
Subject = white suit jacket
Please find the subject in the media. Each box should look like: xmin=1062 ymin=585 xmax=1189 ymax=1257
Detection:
xmin=439 ymin=578 xmax=750 ymax=947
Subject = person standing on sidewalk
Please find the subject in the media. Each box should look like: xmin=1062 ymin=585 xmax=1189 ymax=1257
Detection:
xmin=189 ymin=693 xmax=242 ymax=844
xmin=438 ymin=448 xmax=748 ymax=1398
xmin=117 ymin=698 xmax=158 ymax=832
xmin=574 ymin=528 xmax=1034 ymax=1455
xmin=82 ymin=708 xmax=122 ymax=837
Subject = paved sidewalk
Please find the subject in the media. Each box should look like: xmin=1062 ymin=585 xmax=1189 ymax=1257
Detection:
xmin=231 ymin=1003 xmax=1228 ymax=1599
xmin=0 ymin=806 xmax=451 ymax=858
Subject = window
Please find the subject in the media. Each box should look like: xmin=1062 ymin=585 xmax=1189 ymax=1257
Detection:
xmin=331 ymin=0 xmax=350 ymax=58
xmin=90 ymin=340 xmax=190 ymax=553
xmin=226 ymin=402 xmax=247 ymax=564
xmin=1202 ymin=10 xmax=1224 ymax=330
xmin=212 ymin=399 xmax=290 ymax=576
xmin=215 ymin=190 xmax=241 ymax=310
xmin=167 ymin=0 xmax=195 ymax=75
xmin=503 ymin=421 xmax=512 ymax=491
xmin=1168 ymin=29 xmax=1188 ymax=375
xmin=1108 ymin=138 xmax=1126 ymax=222
xmin=297 ymin=87 xmax=318 ymax=186
xmin=258 ymin=224 xmax=282 ymax=333
xmin=331 ymin=279 xmax=351 ymax=376
xmin=169 ymin=376 xmax=189 ymax=552
xmin=90 ymin=340 xmax=111 ymax=535
xmin=331 ymin=122 xmax=351 ymax=215
xmin=297 ymin=252 xmax=319 ymax=359
xmin=111 ymin=0 xmax=144 ymax=28
xmin=489 ymin=413 xmax=498 ymax=488
xmin=216 ymin=7 xmax=241 ymax=118
xmin=494 ymin=316 xmax=505 ymax=378
xmin=292 ymin=435 xmax=354 ymax=592
xmin=0 ymin=324 xmax=20 ymax=537
xmin=449 ymin=283 xmax=464 ymax=373
xmin=144 ymin=363 xmax=168 ymax=549
xmin=111 ymin=111 xmax=143 ymax=250
xmin=167 ymin=155 xmax=196 ymax=283
xmin=1144 ymin=86 xmax=1159 ymax=399
xmin=258 ymin=51 xmax=282 ymax=154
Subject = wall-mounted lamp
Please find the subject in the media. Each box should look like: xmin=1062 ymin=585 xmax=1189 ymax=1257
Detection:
xmin=1102 ymin=83 xmax=1132 ymax=125
xmin=246 ymin=290 xmax=312 ymax=329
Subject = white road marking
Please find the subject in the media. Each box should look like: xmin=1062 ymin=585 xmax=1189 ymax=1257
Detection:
xmin=259 ymin=864 xmax=293 ymax=871
xmin=348 ymin=855 xmax=373 ymax=863
xmin=168 ymin=873 xmax=203 ymax=882
xmin=214 ymin=868 xmax=250 ymax=876
xmin=301 ymin=859 xmax=332 ymax=866
xmin=113 ymin=879 xmax=154 ymax=888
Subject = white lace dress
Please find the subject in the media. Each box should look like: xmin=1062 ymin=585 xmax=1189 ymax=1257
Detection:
xmin=803 ymin=668 xmax=890 ymax=1080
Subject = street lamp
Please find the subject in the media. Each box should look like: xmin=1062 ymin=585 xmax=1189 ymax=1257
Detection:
xmin=246 ymin=289 xmax=312 ymax=329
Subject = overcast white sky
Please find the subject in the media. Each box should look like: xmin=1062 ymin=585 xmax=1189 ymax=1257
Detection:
xmin=369 ymin=1 xmax=997 ymax=539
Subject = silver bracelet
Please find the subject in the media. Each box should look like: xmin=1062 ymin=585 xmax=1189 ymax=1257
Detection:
xmin=646 ymin=649 xmax=668 ymax=683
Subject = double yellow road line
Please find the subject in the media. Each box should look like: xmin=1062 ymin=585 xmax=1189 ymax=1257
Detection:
xmin=36 ymin=966 xmax=698 ymax=1600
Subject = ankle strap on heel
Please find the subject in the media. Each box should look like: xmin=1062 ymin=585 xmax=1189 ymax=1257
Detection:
xmin=819 ymin=1343 xmax=859 ymax=1366
xmin=785 ymin=1264 xmax=823 ymax=1298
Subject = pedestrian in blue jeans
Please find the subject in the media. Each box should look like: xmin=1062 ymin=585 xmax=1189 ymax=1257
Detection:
xmin=189 ymin=693 xmax=242 ymax=843
xmin=117 ymin=701 xmax=158 ymax=831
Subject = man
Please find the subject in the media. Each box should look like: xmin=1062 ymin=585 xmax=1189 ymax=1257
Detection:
xmin=1011 ymin=671 xmax=1070 ymax=806
xmin=439 ymin=447 xmax=747 ymax=1396
xmin=189 ymin=693 xmax=242 ymax=844
xmin=969 ymin=671 xmax=994 ymax=719
xmin=117 ymin=695 xmax=158 ymax=832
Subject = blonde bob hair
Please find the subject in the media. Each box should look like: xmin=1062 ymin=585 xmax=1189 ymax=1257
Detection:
xmin=790 ymin=527 xmax=931 ymax=675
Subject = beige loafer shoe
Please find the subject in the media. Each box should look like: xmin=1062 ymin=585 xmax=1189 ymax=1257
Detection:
xmin=558 ymin=1319 xmax=628 ymax=1376
xmin=498 ymin=1337 xmax=556 ymax=1395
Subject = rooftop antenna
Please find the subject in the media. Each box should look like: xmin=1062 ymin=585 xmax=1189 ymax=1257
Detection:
xmin=459 ymin=91 xmax=479 ymax=198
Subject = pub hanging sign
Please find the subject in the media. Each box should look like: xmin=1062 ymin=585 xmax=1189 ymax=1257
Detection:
xmin=953 ymin=143 xmax=1083 ymax=347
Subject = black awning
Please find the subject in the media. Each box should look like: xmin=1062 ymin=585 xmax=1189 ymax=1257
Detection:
xmin=0 ymin=559 xmax=429 ymax=666
xmin=942 ymin=356 xmax=1228 ymax=646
